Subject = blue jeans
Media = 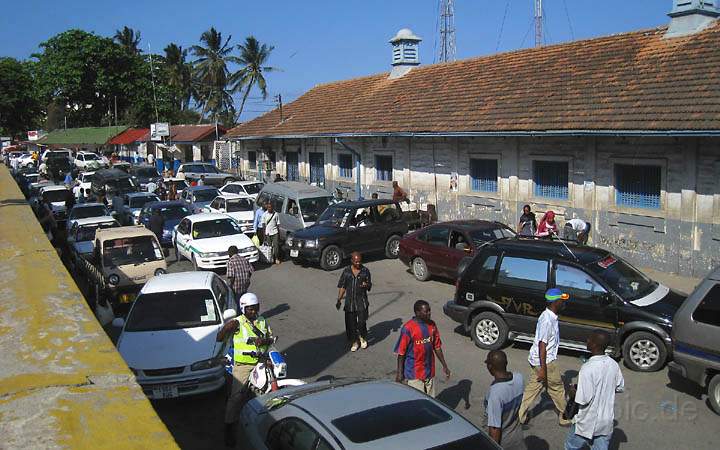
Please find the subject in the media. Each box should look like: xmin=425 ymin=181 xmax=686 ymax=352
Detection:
xmin=565 ymin=424 xmax=611 ymax=450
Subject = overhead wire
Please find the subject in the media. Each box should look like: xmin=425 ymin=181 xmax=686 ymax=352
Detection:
xmin=562 ymin=0 xmax=576 ymax=41
xmin=496 ymin=0 xmax=511 ymax=52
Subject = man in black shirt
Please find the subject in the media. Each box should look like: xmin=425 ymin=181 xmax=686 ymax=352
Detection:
xmin=336 ymin=252 xmax=372 ymax=352
xmin=149 ymin=209 xmax=165 ymax=251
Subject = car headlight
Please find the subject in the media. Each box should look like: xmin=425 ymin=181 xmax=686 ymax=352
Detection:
xmin=191 ymin=357 xmax=224 ymax=371
xmin=154 ymin=268 xmax=167 ymax=276
xmin=240 ymin=246 xmax=256 ymax=254
xmin=199 ymin=251 xmax=222 ymax=258
xmin=108 ymin=274 xmax=120 ymax=286
xmin=305 ymin=239 xmax=319 ymax=248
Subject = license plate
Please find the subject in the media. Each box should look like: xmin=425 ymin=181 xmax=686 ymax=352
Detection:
xmin=290 ymin=249 xmax=299 ymax=257
xmin=152 ymin=384 xmax=179 ymax=399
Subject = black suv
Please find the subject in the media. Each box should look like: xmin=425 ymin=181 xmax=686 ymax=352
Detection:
xmin=443 ymin=238 xmax=686 ymax=372
xmin=285 ymin=199 xmax=409 ymax=270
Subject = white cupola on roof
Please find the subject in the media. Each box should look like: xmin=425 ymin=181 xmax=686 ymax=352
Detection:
xmin=389 ymin=28 xmax=422 ymax=79
xmin=666 ymin=0 xmax=720 ymax=38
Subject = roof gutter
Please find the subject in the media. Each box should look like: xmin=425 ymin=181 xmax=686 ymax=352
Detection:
xmin=227 ymin=130 xmax=720 ymax=140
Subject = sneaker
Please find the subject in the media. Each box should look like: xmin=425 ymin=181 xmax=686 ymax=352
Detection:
xmin=350 ymin=341 xmax=359 ymax=352
xmin=559 ymin=417 xmax=572 ymax=427
xmin=360 ymin=337 xmax=368 ymax=349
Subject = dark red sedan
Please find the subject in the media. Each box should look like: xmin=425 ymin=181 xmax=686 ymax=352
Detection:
xmin=398 ymin=220 xmax=515 ymax=281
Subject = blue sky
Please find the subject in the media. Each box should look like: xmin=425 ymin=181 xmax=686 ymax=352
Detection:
xmin=1 ymin=0 xmax=671 ymax=121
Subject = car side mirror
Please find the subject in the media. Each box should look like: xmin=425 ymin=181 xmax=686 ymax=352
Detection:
xmin=111 ymin=317 xmax=125 ymax=328
xmin=223 ymin=309 xmax=237 ymax=321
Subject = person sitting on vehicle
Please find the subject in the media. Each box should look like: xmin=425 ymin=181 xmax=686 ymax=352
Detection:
xmin=536 ymin=211 xmax=558 ymax=238
xmin=216 ymin=293 xmax=274 ymax=448
xmin=197 ymin=175 xmax=206 ymax=186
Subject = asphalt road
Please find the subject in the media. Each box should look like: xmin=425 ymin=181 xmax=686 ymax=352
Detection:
xmin=125 ymin=253 xmax=719 ymax=450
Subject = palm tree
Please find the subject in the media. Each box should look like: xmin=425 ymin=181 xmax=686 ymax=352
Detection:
xmin=232 ymin=36 xmax=278 ymax=120
xmin=191 ymin=27 xmax=239 ymax=123
xmin=164 ymin=43 xmax=193 ymax=110
xmin=114 ymin=26 xmax=142 ymax=55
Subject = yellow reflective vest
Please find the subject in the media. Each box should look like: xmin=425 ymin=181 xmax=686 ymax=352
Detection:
xmin=233 ymin=315 xmax=272 ymax=365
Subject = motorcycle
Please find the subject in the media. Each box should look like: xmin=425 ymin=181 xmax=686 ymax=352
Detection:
xmin=245 ymin=348 xmax=305 ymax=395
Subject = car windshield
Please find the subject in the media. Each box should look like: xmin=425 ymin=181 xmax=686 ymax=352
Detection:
xmin=158 ymin=204 xmax=190 ymax=220
xmin=331 ymin=399 xmax=453 ymax=443
xmin=301 ymin=196 xmax=334 ymax=223
xmin=243 ymin=183 xmax=263 ymax=195
xmin=133 ymin=167 xmax=158 ymax=178
xmin=107 ymin=178 xmax=135 ymax=193
xmin=193 ymin=189 xmax=219 ymax=203
xmin=70 ymin=205 xmax=107 ymax=220
xmin=80 ymin=173 xmax=94 ymax=183
xmin=586 ymin=255 xmax=657 ymax=301
xmin=226 ymin=198 xmax=254 ymax=212
xmin=129 ymin=195 xmax=160 ymax=208
xmin=102 ymin=236 xmax=163 ymax=266
xmin=317 ymin=205 xmax=352 ymax=226
xmin=469 ymin=227 xmax=515 ymax=247
xmin=83 ymin=154 xmax=99 ymax=161
xmin=192 ymin=218 xmax=241 ymax=239
xmin=43 ymin=190 xmax=70 ymax=203
xmin=124 ymin=289 xmax=220 ymax=332
xmin=77 ymin=222 xmax=117 ymax=242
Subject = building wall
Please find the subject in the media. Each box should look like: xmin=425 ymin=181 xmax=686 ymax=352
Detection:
xmin=229 ymin=135 xmax=720 ymax=278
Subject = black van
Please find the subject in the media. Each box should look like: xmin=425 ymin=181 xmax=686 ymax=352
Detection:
xmin=91 ymin=168 xmax=137 ymax=197
xmin=443 ymin=237 xmax=686 ymax=372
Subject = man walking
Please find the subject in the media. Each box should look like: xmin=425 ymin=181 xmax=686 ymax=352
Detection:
xmin=336 ymin=252 xmax=372 ymax=352
xmin=484 ymin=350 xmax=526 ymax=449
xmin=394 ymin=300 xmax=451 ymax=397
xmin=227 ymin=245 xmax=254 ymax=309
xmin=518 ymin=288 xmax=572 ymax=426
xmin=262 ymin=202 xmax=280 ymax=264
xmin=216 ymin=293 xmax=274 ymax=447
xmin=254 ymin=202 xmax=267 ymax=244
xmin=565 ymin=330 xmax=624 ymax=450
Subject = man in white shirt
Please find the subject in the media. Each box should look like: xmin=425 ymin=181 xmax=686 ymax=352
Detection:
xmin=262 ymin=202 xmax=280 ymax=265
xmin=564 ymin=218 xmax=591 ymax=245
xmin=518 ymin=288 xmax=571 ymax=426
xmin=565 ymin=330 xmax=624 ymax=450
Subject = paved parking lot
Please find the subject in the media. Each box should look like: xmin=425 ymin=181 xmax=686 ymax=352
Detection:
xmin=119 ymin=254 xmax=719 ymax=449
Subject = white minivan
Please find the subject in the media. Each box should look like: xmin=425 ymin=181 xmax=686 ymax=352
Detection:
xmin=256 ymin=182 xmax=336 ymax=239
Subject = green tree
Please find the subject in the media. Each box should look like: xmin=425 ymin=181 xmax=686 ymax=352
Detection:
xmin=164 ymin=43 xmax=193 ymax=110
xmin=191 ymin=27 xmax=239 ymax=123
xmin=232 ymin=36 xmax=277 ymax=121
xmin=0 ymin=57 xmax=41 ymax=137
xmin=114 ymin=26 xmax=142 ymax=55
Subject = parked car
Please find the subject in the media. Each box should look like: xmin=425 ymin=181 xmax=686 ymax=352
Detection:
xmin=15 ymin=153 xmax=35 ymax=170
xmin=113 ymin=271 xmax=236 ymax=399
xmin=219 ymin=180 xmax=264 ymax=200
xmin=73 ymin=171 xmax=95 ymax=199
xmin=443 ymin=237 xmax=686 ymax=372
xmin=129 ymin=164 xmax=162 ymax=191
xmin=204 ymin=194 xmax=255 ymax=235
xmin=173 ymin=213 xmax=259 ymax=270
xmin=120 ymin=192 xmax=161 ymax=225
xmin=66 ymin=202 xmax=112 ymax=233
xmin=240 ymin=379 xmax=499 ymax=450
xmin=44 ymin=153 xmax=74 ymax=181
xmin=138 ymin=201 xmax=192 ymax=247
xmin=399 ymin=220 xmax=516 ymax=281
xmin=41 ymin=149 xmax=72 ymax=162
xmin=256 ymin=181 xmax=336 ymax=239
xmin=66 ymin=216 xmax=120 ymax=261
xmin=90 ymin=168 xmax=138 ymax=197
xmin=74 ymin=151 xmax=105 ymax=170
xmin=286 ymin=199 xmax=408 ymax=271
xmin=176 ymin=162 xmax=238 ymax=186
xmin=39 ymin=185 xmax=73 ymax=227
xmin=180 ymin=185 xmax=221 ymax=213
xmin=669 ymin=266 xmax=720 ymax=414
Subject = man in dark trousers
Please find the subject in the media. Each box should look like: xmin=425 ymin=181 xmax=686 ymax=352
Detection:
xmin=226 ymin=245 xmax=254 ymax=310
xmin=336 ymin=252 xmax=371 ymax=352
xmin=484 ymin=350 xmax=526 ymax=449
xmin=148 ymin=209 xmax=165 ymax=254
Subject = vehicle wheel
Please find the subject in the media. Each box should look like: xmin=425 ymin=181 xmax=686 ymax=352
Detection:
xmin=470 ymin=312 xmax=508 ymax=350
xmin=385 ymin=235 xmax=401 ymax=259
xmin=192 ymin=254 xmax=200 ymax=271
xmin=223 ymin=177 xmax=236 ymax=185
xmin=320 ymin=245 xmax=342 ymax=271
xmin=622 ymin=331 xmax=667 ymax=372
xmin=707 ymin=374 xmax=720 ymax=415
xmin=412 ymin=257 xmax=431 ymax=281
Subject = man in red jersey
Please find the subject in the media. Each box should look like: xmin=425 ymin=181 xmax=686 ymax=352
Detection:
xmin=394 ymin=300 xmax=451 ymax=397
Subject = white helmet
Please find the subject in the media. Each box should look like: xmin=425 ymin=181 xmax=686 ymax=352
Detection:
xmin=239 ymin=292 xmax=259 ymax=313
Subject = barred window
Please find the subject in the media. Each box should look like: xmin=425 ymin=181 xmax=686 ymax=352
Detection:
xmin=375 ymin=155 xmax=393 ymax=182
xmin=533 ymin=161 xmax=569 ymax=199
xmin=615 ymin=164 xmax=661 ymax=209
xmin=286 ymin=152 xmax=299 ymax=181
xmin=338 ymin=154 xmax=353 ymax=178
xmin=470 ymin=159 xmax=498 ymax=192
xmin=248 ymin=151 xmax=257 ymax=170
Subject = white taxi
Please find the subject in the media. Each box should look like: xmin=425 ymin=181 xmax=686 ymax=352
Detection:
xmin=204 ymin=193 xmax=255 ymax=235
xmin=173 ymin=213 xmax=259 ymax=270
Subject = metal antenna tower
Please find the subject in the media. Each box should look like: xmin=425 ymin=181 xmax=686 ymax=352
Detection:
xmin=534 ymin=0 xmax=543 ymax=47
xmin=438 ymin=0 xmax=457 ymax=62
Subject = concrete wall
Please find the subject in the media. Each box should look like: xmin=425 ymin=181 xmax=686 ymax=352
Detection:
xmin=230 ymin=136 xmax=720 ymax=278
xmin=0 ymin=165 xmax=177 ymax=448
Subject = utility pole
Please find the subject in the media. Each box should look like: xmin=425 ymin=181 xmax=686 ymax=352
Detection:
xmin=534 ymin=0 xmax=543 ymax=47
xmin=438 ymin=0 xmax=457 ymax=63
xmin=114 ymin=96 xmax=118 ymax=127
xmin=275 ymin=94 xmax=283 ymax=123
xmin=148 ymin=43 xmax=160 ymax=123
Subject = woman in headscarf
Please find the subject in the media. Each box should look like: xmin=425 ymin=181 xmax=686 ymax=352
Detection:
xmin=536 ymin=210 xmax=558 ymax=238
xmin=518 ymin=204 xmax=537 ymax=236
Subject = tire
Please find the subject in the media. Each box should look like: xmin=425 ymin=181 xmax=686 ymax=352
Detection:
xmin=320 ymin=245 xmax=342 ymax=271
xmin=707 ymin=374 xmax=720 ymax=415
xmin=412 ymin=257 xmax=431 ymax=281
xmin=470 ymin=311 xmax=508 ymax=350
xmin=622 ymin=331 xmax=667 ymax=372
xmin=223 ymin=177 xmax=236 ymax=185
xmin=385 ymin=235 xmax=401 ymax=259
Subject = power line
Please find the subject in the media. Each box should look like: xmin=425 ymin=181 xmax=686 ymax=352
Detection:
xmin=562 ymin=0 xmax=576 ymax=41
xmin=496 ymin=0 xmax=511 ymax=52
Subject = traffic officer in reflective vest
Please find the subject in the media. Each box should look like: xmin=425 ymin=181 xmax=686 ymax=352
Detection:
xmin=216 ymin=292 xmax=274 ymax=447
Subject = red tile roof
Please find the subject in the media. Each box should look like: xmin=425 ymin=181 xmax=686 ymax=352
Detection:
xmin=108 ymin=128 xmax=149 ymax=145
xmin=138 ymin=125 xmax=226 ymax=143
xmin=227 ymin=23 xmax=720 ymax=138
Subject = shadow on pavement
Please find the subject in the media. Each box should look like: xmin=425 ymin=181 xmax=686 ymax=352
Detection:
xmin=610 ymin=427 xmax=628 ymax=450
xmin=368 ymin=318 xmax=402 ymax=346
xmin=524 ymin=435 xmax=550 ymax=450
xmin=263 ymin=302 xmax=290 ymax=319
xmin=437 ymin=379 xmax=472 ymax=410
xmin=665 ymin=370 xmax=704 ymax=399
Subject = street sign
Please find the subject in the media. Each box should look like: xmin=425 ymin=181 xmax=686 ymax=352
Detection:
xmin=27 ymin=130 xmax=45 ymax=141
xmin=150 ymin=123 xmax=170 ymax=141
